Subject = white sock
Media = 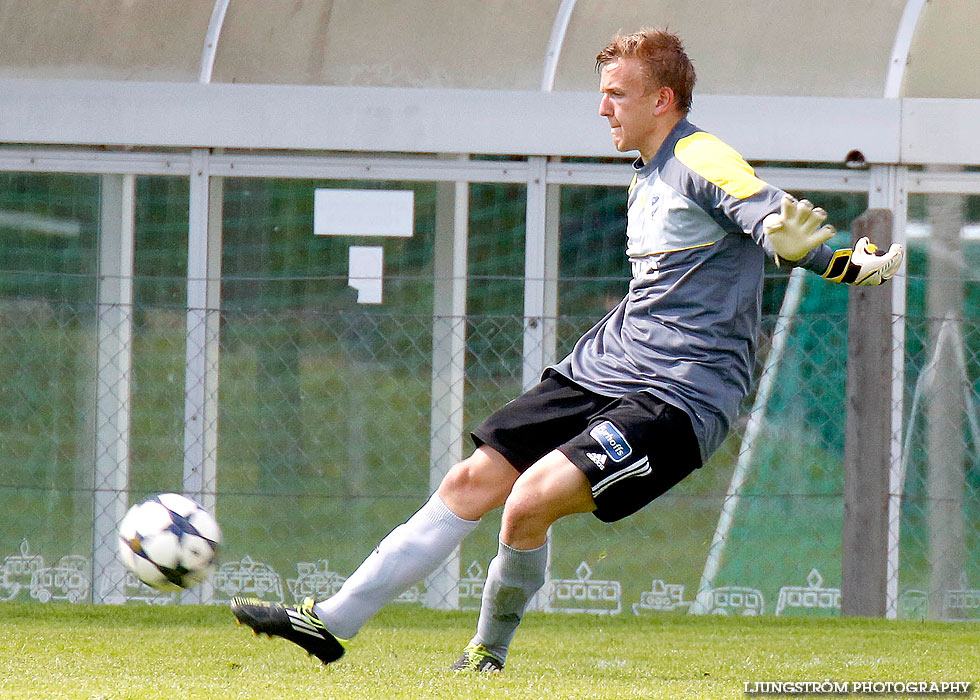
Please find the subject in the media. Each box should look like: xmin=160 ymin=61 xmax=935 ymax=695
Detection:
xmin=471 ymin=539 xmax=549 ymax=663
xmin=314 ymin=493 xmax=478 ymax=639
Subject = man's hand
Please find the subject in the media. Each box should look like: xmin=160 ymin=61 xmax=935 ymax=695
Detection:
xmin=821 ymin=236 xmax=904 ymax=286
xmin=762 ymin=195 xmax=837 ymax=265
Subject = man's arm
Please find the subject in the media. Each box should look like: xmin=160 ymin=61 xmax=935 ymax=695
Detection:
xmin=669 ymin=131 xmax=903 ymax=285
xmin=762 ymin=194 xmax=904 ymax=286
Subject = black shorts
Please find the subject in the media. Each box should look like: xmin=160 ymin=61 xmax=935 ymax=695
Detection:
xmin=471 ymin=371 xmax=702 ymax=523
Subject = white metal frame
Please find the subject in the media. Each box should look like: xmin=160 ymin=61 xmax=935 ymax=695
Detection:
xmin=522 ymin=157 xmax=550 ymax=392
xmin=2 ymin=145 xmax=978 ymax=607
xmin=177 ymin=9 xmax=230 ymax=602
xmin=199 ymin=0 xmax=231 ymax=85
xmin=181 ymin=150 xmax=223 ymax=604
xmin=5 ymin=80 xmax=980 ymax=165
xmin=6 ymin=147 xmax=980 ymax=191
xmin=92 ymin=173 xmax=136 ymax=604
xmin=869 ymin=165 xmax=910 ymax=620
xmin=425 ymin=162 xmax=470 ymax=610
xmin=884 ymin=0 xmax=928 ymax=100
xmin=541 ymin=0 xmax=577 ymax=93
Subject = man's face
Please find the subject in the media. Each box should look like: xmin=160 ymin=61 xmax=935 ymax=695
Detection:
xmin=598 ymin=58 xmax=662 ymax=156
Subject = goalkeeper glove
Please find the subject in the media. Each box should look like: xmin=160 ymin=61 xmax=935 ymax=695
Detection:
xmin=762 ymin=195 xmax=837 ymax=266
xmin=821 ymin=236 xmax=904 ymax=286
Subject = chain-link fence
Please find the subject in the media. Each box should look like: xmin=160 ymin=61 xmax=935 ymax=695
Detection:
xmin=0 ymin=171 xmax=976 ymax=621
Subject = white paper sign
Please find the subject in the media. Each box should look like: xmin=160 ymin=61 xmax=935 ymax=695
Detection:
xmin=348 ymin=246 xmax=383 ymax=304
xmin=314 ymin=189 xmax=414 ymax=237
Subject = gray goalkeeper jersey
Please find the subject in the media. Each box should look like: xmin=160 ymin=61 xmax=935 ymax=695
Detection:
xmin=551 ymin=119 xmax=832 ymax=462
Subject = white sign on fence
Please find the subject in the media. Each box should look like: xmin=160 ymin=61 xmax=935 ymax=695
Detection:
xmin=314 ymin=189 xmax=414 ymax=237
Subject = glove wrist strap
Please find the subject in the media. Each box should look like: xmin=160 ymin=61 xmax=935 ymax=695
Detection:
xmin=821 ymin=248 xmax=861 ymax=284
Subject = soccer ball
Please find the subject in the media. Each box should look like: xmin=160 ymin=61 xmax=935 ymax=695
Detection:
xmin=118 ymin=493 xmax=222 ymax=592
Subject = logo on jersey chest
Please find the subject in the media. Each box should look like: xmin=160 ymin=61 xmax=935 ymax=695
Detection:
xmin=648 ymin=194 xmax=660 ymax=218
xmin=589 ymin=421 xmax=633 ymax=463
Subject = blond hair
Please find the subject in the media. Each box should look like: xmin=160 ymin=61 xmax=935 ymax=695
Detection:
xmin=596 ymin=29 xmax=696 ymax=113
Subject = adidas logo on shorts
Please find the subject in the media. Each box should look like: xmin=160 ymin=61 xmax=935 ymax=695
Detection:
xmin=586 ymin=452 xmax=608 ymax=470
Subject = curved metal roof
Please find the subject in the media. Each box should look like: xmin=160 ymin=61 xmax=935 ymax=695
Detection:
xmin=0 ymin=0 xmax=976 ymax=97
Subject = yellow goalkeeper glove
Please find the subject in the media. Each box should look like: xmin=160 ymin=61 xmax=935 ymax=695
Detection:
xmin=762 ymin=194 xmax=837 ymax=266
xmin=821 ymin=236 xmax=904 ymax=286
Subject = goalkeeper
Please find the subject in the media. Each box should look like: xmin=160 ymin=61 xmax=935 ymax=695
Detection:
xmin=231 ymin=28 xmax=903 ymax=671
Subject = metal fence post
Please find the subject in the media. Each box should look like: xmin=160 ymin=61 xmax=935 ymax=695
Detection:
xmin=869 ymin=164 xmax=908 ymax=619
xmin=522 ymin=157 xmax=548 ymax=392
xmin=841 ymin=208 xmax=893 ymax=617
xmin=92 ymin=173 xmax=135 ymax=604
xmin=425 ymin=166 xmax=469 ymax=609
xmin=924 ymin=172 xmax=967 ymax=619
xmin=523 ymin=156 xmax=560 ymax=611
xmin=182 ymin=149 xmax=222 ymax=604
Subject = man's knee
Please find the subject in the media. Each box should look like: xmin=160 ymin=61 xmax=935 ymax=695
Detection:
xmin=437 ymin=447 xmax=517 ymax=520
xmin=500 ymin=484 xmax=539 ymax=531
xmin=500 ymin=452 xmax=596 ymax=548
xmin=500 ymin=481 xmax=552 ymax=550
xmin=439 ymin=459 xmax=485 ymax=502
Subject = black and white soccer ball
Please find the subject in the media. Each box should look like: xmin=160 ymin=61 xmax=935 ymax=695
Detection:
xmin=118 ymin=493 xmax=222 ymax=592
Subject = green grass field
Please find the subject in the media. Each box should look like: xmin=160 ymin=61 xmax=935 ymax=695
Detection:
xmin=2 ymin=603 xmax=977 ymax=700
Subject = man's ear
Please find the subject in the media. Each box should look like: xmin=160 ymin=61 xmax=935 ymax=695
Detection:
xmin=652 ymin=86 xmax=676 ymax=116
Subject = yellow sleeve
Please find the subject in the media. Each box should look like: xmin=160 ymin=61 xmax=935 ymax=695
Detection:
xmin=673 ymin=131 xmax=766 ymax=200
